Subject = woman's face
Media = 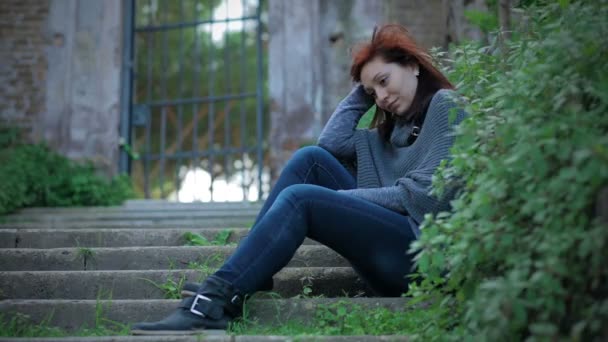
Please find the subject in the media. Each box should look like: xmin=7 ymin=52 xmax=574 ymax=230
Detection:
xmin=360 ymin=56 xmax=419 ymax=116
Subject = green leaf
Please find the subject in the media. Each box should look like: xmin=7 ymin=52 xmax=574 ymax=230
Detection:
xmin=183 ymin=232 xmax=211 ymax=246
xmin=529 ymin=322 xmax=558 ymax=336
xmin=213 ymin=229 xmax=232 ymax=245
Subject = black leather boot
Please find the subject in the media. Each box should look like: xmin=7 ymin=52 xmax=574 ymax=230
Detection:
xmin=181 ymin=277 xmax=273 ymax=298
xmin=131 ymin=275 xmax=243 ymax=335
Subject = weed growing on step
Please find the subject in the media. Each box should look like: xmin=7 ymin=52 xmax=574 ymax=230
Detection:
xmin=300 ymin=285 xmax=313 ymax=298
xmin=192 ymin=252 xmax=225 ymax=270
xmin=213 ymin=229 xmax=233 ymax=245
xmin=141 ymin=253 xmax=225 ymax=298
xmin=0 ymin=313 xmax=64 ymax=337
xmin=88 ymin=290 xmax=131 ymax=335
xmin=76 ymin=247 xmax=95 ymax=270
xmin=187 ymin=252 xmax=226 ymax=282
xmin=0 ymin=292 xmax=130 ymax=337
xmin=229 ymin=292 xmax=283 ymax=334
xmin=294 ymin=273 xmax=320 ymax=299
xmin=183 ymin=231 xmax=210 ymax=246
xmin=187 ymin=262 xmax=217 ymax=281
xmin=167 ymin=257 xmax=178 ymax=270
xmin=77 ymin=247 xmax=94 ymax=258
xmin=183 ymin=229 xmax=235 ymax=246
xmin=229 ymin=300 xmax=441 ymax=336
xmin=141 ymin=258 xmax=221 ymax=298
xmin=1 ymin=313 xmax=156 ymax=338
xmin=140 ymin=273 xmax=187 ymax=299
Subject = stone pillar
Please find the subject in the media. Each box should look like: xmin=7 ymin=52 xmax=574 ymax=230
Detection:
xmin=267 ymin=0 xmax=383 ymax=182
xmin=319 ymin=0 xmax=384 ymax=125
xmin=39 ymin=0 xmax=123 ymax=176
xmin=268 ymin=0 xmax=319 ymax=182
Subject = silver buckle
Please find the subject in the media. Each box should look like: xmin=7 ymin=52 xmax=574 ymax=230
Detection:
xmin=190 ymin=294 xmax=212 ymax=317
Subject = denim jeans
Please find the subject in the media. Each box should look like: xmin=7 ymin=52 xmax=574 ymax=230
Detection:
xmin=214 ymin=146 xmax=418 ymax=296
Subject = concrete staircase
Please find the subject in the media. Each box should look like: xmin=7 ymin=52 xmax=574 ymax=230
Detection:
xmin=0 ymin=200 xmax=409 ymax=341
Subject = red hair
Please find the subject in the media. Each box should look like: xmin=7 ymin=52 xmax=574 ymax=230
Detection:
xmin=350 ymin=24 xmax=454 ymax=141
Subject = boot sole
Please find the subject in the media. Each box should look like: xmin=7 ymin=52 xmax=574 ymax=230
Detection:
xmin=131 ymin=328 xmax=227 ymax=336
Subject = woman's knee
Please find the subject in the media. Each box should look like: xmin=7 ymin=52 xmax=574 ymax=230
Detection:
xmin=277 ymin=184 xmax=325 ymax=207
xmin=289 ymin=146 xmax=331 ymax=165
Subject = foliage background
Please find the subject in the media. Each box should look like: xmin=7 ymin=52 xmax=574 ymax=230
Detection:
xmin=0 ymin=126 xmax=133 ymax=216
xmin=408 ymin=0 xmax=608 ymax=340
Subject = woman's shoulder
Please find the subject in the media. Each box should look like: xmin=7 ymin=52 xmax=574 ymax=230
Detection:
xmin=427 ymin=89 xmax=468 ymax=125
xmin=430 ymin=89 xmax=460 ymax=109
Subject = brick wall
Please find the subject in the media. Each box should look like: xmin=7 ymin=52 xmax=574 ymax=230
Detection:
xmin=0 ymin=0 xmax=50 ymax=135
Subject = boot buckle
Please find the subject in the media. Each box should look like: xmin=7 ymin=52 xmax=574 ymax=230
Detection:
xmin=190 ymin=294 xmax=212 ymax=317
xmin=231 ymin=294 xmax=242 ymax=306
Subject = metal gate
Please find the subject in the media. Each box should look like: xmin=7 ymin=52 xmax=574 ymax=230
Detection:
xmin=120 ymin=0 xmax=267 ymax=201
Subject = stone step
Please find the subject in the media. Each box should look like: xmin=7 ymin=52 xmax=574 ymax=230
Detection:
xmin=16 ymin=201 xmax=264 ymax=214
xmin=0 ymin=200 xmax=409 ymax=340
xmin=0 ymin=298 xmax=408 ymax=332
xmin=0 ymin=228 xmax=245 ymax=248
xmin=2 ymin=210 xmax=260 ymax=223
xmin=0 ymin=219 xmax=255 ymax=229
xmin=0 ymin=267 xmax=369 ymax=300
xmin=0 ymin=228 xmax=318 ymax=248
xmin=0 ymin=245 xmax=347 ymax=271
xmin=0 ymin=335 xmax=408 ymax=341
xmin=123 ymin=199 xmax=264 ymax=210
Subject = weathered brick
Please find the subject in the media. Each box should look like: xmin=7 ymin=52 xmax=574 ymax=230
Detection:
xmin=0 ymin=0 xmax=49 ymax=138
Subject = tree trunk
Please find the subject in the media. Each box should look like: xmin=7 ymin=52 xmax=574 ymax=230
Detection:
xmin=498 ymin=0 xmax=511 ymax=40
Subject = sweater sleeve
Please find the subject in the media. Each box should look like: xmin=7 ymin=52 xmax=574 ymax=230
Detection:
xmin=317 ymin=85 xmax=374 ymax=159
xmin=338 ymin=186 xmax=422 ymax=237
xmin=338 ymin=187 xmax=407 ymax=214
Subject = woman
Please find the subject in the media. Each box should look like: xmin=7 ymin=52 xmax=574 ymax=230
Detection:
xmin=131 ymin=24 xmax=467 ymax=335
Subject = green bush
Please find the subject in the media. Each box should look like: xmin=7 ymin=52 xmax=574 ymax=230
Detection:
xmin=0 ymin=127 xmax=133 ymax=215
xmin=410 ymin=1 xmax=608 ymax=340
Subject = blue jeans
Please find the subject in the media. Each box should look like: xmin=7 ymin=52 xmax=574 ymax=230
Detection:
xmin=214 ymin=146 xmax=418 ymax=296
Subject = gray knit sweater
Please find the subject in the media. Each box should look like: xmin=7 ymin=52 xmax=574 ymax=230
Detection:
xmin=317 ymin=85 xmax=467 ymax=235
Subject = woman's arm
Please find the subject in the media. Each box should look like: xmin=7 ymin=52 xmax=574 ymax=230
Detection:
xmin=338 ymin=166 xmax=449 ymax=215
xmin=317 ymin=85 xmax=374 ymax=159
xmin=338 ymin=186 xmax=408 ymax=214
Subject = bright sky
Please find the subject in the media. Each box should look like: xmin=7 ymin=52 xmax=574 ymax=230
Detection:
xmin=209 ymin=0 xmax=245 ymax=42
xmin=169 ymin=167 xmax=260 ymax=202
xmin=169 ymin=153 xmax=267 ymax=202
